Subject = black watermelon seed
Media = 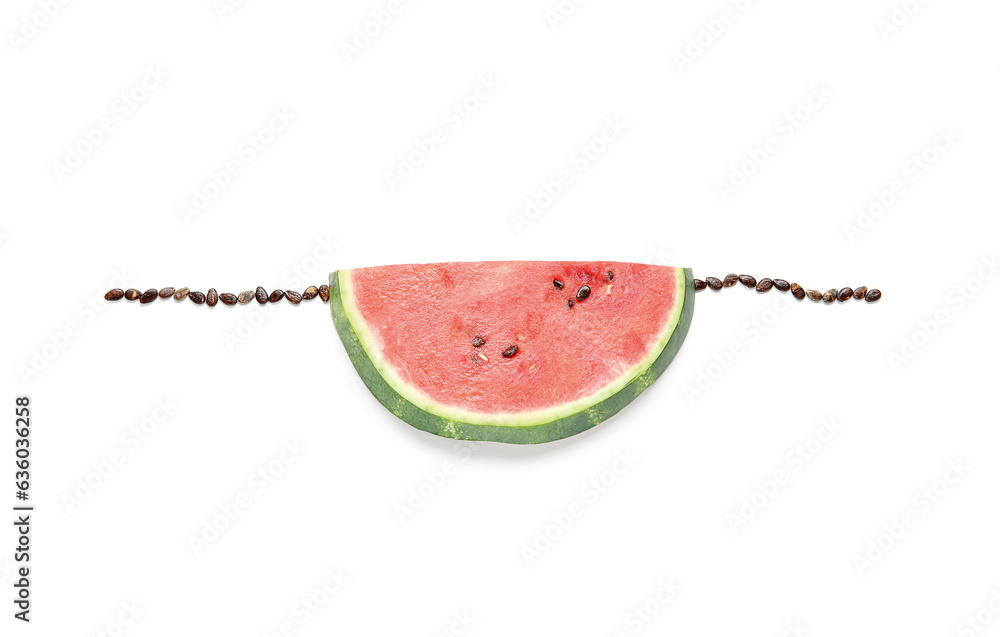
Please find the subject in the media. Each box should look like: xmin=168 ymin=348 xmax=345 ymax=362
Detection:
xmin=256 ymin=286 xmax=268 ymax=304
xmin=124 ymin=288 xmax=141 ymax=301
xmin=705 ymin=277 xmax=723 ymax=290
xmin=576 ymin=285 xmax=591 ymax=301
xmin=207 ymin=288 xmax=218 ymax=307
xmin=104 ymin=289 xmax=124 ymax=301
xmin=865 ymin=289 xmax=882 ymax=303
xmin=756 ymin=278 xmax=774 ymax=292
xmin=607 ymin=271 xmax=613 ymax=281
xmin=472 ymin=336 xmax=485 ymax=347
xmin=189 ymin=291 xmax=206 ymax=304
xmin=285 ymin=290 xmax=303 ymax=304
xmin=268 ymin=289 xmax=284 ymax=303
xmin=738 ymin=275 xmax=757 ymax=288
xmin=837 ymin=287 xmax=853 ymax=302
xmin=553 ymin=279 xmax=564 ymax=290
xmin=773 ymin=279 xmax=791 ymax=292
xmin=853 ymin=286 xmax=867 ymax=300
xmin=219 ymin=293 xmax=238 ymax=306
xmin=806 ymin=289 xmax=823 ymax=302
xmin=823 ymin=289 xmax=837 ymax=304
xmin=318 ymin=285 xmax=330 ymax=302
xmin=693 ymin=279 xmax=707 ymax=291
xmin=568 ymin=299 xmax=574 ymax=308
xmin=140 ymin=289 xmax=158 ymax=304
xmin=722 ymin=274 xmax=739 ymax=287
xmin=302 ymin=286 xmax=319 ymax=300
xmin=790 ymin=283 xmax=805 ymax=300
xmin=502 ymin=345 xmax=518 ymax=357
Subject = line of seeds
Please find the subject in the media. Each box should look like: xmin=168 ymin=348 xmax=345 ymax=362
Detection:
xmin=104 ymin=285 xmax=332 ymax=305
xmin=693 ymin=274 xmax=881 ymax=303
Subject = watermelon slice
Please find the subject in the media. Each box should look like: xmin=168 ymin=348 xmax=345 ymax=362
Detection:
xmin=329 ymin=262 xmax=694 ymax=444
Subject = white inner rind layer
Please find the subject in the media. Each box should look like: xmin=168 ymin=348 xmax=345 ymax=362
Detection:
xmin=339 ymin=268 xmax=687 ymax=428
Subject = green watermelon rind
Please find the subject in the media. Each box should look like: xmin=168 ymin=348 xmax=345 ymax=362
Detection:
xmin=329 ymin=267 xmax=695 ymax=444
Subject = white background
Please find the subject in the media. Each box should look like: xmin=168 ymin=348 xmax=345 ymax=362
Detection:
xmin=2 ymin=0 xmax=1000 ymax=634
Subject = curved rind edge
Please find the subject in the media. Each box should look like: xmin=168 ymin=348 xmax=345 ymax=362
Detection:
xmin=329 ymin=268 xmax=695 ymax=444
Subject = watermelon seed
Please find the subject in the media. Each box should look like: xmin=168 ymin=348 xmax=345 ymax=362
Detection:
xmin=723 ymin=274 xmax=739 ymax=287
xmin=318 ymin=285 xmax=330 ymax=302
xmin=605 ymin=284 xmax=612 ymax=295
xmin=104 ymin=289 xmax=124 ymax=301
xmin=140 ymin=289 xmax=158 ymax=304
xmin=806 ymin=289 xmax=823 ymax=302
xmin=302 ymin=286 xmax=319 ymax=300
xmin=268 ymin=289 xmax=285 ymax=303
xmin=837 ymin=287 xmax=853 ymax=302
xmin=207 ymin=288 xmax=218 ymax=307
xmin=256 ymin=287 xmax=268 ymax=304
xmin=238 ymin=291 xmax=255 ymax=304
xmin=158 ymin=287 xmax=175 ymax=298
xmin=693 ymin=279 xmax=707 ymax=291
xmin=854 ymin=286 xmax=868 ymax=300
xmin=865 ymin=289 xmax=882 ymax=302
xmin=822 ymin=289 xmax=837 ymax=303
xmin=567 ymin=299 xmax=574 ymax=308
xmin=472 ymin=336 xmax=485 ymax=347
xmin=502 ymin=345 xmax=518 ymax=357
xmin=755 ymin=278 xmax=773 ymax=292
xmin=285 ymin=290 xmax=303 ymax=304
xmin=790 ymin=283 xmax=805 ymax=300
xmin=773 ymin=279 xmax=791 ymax=292
xmin=174 ymin=287 xmax=190 ymax=301
xmin=553 ymin=279 xmax=564 ymax=290
xmin=478 ymin=353 xmax=488 ymax=362
xmin=739 ymin=275 xmax=757 ymax=288
xmin=607 ymin=271 xmax=614 ymax=281
xmin=705 ymin=277 xmax=722 ymax=290
xmin=189 ymin=291 xmax=206 ymax=304
xmin=219 ymin=293 xmax=238 ymax=306
xmin=124 ymin=288 xmax=141 ymax=301
xmin=576 ymin=285 xmax=591 ymax=301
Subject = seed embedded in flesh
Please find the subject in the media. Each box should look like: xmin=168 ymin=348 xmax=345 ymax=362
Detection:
xmin=207 ymin=288 xmax=218 ymax=307
xmin=853 ymin=286 xmax=867 ymax=300
xmin=739 ymin=275 xmax=757 ymax=288
xmin=773 ymin=279 xmax=790 ymax=292
xmin=268 ymin=289 xmax=284 ymax=303
xmin=158 ymin=287 xmax=175 ymax=298
xmin=790 ymin=283 xmax=805 ymax=300
xmin=722 ymin=274 xmax=739 ymax=287
xmin=553 ymin=279 xmax=564 ymax=290
xmin=219 ymin=293 xmax=238 ymax=306
xmin=865 ymin=289 xmax=882 ymax=302
xmin=576 ymin=285 xmax=591 ymax=301
xmin=756 ymin=278 xmax=774 ymax=292
xmin=140 ymin=289 xmax=158 ymax=304
xmin=705 ymin=277 xmax=723 ymax=290
xmin=568 ymin=299 xmax=574 ymax=308
xmin=693 ymin=279 xmax=707 ymax=291
xmin=124 ymin=288 xmax=141 ymax=301
xmin=285 ymin=290 xmax=303 ymax=304
xmin=238 ymin=291 xmax=254 ymax=304
xmin=502 ymin=345 xmax=518 ymax=357
xmin=302 ymin=286 xmax=318 ymax=300
xmin=472 ymin=336 xmax=485 ymax=347
xmin=189 ymin=291 xmax=206 ymax=304
xmin=256 ymin=286 xmax=268 ymax=304
xmin=607 ymin=271 xmax=614 ymax=281
xmin=806 ymin=289 xmax=823 ymax=302
xmin=104 ymin=289 xmax=124 ymax=301
xmin=318 ymin=285 xmax=330 ymax=302
xmin=837 ymin=287 xmax=853 ymax=302
xmin=174 ymin=287 xmax=190 ymax=301
xmin=823 ymin=289 xmax=837 ymax=304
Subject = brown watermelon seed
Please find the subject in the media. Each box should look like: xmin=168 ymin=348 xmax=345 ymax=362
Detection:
xmin=472 ymin=336 xmax=485 ymax=347
xmin=568 ymin=299 xmax=574 ymax=308
xmin=140 ymin=289 xmax=158 ymax=304
xmin=219 ymin=293 xmax=238 ymax=306
xmin=705 ymin=277 xmax=723 ymax=290
xmin=576 ymin=285 xmax=591 ymax=301
xmin=693 ymin=279 xmax=707 ymax=291
xmin=738 ymin=275 xmax=756 ymax=288
xmin=302 ymin=286 xmax=318 ymax=300
xmin=502 ymin=345 xmax=518 ymax=357
xmin=756 ymin=278 xmax=774 ymax=292
xmin=268 ymin=289 xmax=284 ymax=303
xmin=318 ymin=285 xmax=330 ymax=302
xmin=790 ymin=283 xmax=805 ymax=300
xmin=285 ymin=290 xmax=303 ymax=304
xmin=104 ymin=289 xmax=124 ymax=301
xmin=838 ymin=287 xmax=853 ymax=302
xmin=607 ymin=271 xmax=613 ymax=281
xmin=124 ymin=288 xmax=141 ymax=301
xmin=173 ymin=287 xmax=190 ymax=301
xmin=722 ymin=273 xmax=739 ymax=287
xmin=854 ymin=286 xmax=867 ymax=300
xmin=238 ymin=291 xmax=255 ymax=304
xmin=553 ymin=279 xmax=564 ymax=290
xmin=823 ymin=289 xmax=837 ymax=304
xmin=865 ymin=289 xmax=882 ymax=302
xmin=255 ymin=286 xmax=268 ymax=304
xmin=806 ymin=289 xmax=823 ymax=302
xmin=158 ymin=287 xmax=175 ymax=298
xmin=207 ymin=288 xmax=218 ymax=306
xmin=772 ymin=279 xmax=790 ymax=292
xmin=189 ymin=291 xmax=206 ymax=304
